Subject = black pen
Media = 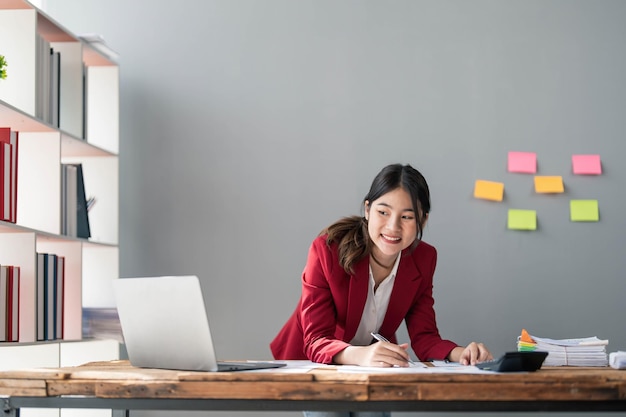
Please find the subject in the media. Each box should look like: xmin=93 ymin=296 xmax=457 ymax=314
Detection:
xmin=370 ymin=332 xmax=416 ymax=365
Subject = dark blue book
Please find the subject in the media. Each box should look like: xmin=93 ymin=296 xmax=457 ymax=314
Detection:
xmin=75 ymin=164 xmax=91 ymax=239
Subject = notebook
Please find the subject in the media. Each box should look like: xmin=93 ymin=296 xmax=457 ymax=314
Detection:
xmin=113 ymin=275 xmax=286 ymax=372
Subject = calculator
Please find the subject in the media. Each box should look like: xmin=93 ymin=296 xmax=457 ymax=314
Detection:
xmin=475 ymin=351 xmax=548 ymax=372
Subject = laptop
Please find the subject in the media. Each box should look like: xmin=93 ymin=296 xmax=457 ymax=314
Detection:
xmin=113 ymin=275 xmax=286 ymax=372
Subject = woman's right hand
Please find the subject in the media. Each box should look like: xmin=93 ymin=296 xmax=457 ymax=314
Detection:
xmin=333 ymin=341 xmax=412 ymax=367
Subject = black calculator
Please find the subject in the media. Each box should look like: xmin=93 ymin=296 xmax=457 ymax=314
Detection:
xmin=475 ymin=351 xmax=548 ymax=372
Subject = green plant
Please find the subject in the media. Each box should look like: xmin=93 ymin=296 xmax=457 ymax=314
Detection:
xmin=0 ymin=55 xmax=7 ymax=79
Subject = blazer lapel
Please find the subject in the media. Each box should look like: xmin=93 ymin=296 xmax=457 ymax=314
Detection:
xmin=379 ymin=251 xmax=422 ymax=335
xmin=343 ymin=257 xmax=370 ymax=342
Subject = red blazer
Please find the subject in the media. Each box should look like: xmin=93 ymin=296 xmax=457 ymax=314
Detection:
xmin=270 ymin=235 xmax=457 ymax=363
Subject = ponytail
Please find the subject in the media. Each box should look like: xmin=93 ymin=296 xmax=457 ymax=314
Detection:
xmin=320 ymin=216 xmax=371 ymax=274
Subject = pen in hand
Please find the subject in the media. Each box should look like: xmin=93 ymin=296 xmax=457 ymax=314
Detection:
xmin=370 ymin=332 xmax=416 ymax=365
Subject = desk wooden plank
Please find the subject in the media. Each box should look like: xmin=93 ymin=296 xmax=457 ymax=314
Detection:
xmin=94 ymin=380 xmax=369 ymax=401
xmin=48 ymin=380 xmax=98 ymax=396
xmin=418 ymin=382 xmax=621 ymax=401
xmin=0 ymin=378 xmax=47 ymax=396
xmin=366 ymin=368 xmax=626 ymax=384
xmin=0 ymin=368 xmax=70 ymax=380
xmin=179 ymin=371 xmax=316 ymax=382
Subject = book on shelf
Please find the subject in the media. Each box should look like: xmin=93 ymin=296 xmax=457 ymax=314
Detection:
xmin=0 ymin=127 xmax=19 ymax=223
xmin=9 ymin=265 xmax=19 ymax=342
xmin=46 ymin=253 xmax=55 ymax=340
xmin=76 ymin=163 xmax=91 ymax=239
xmin=36 ymin=253 xmax=64 ymax=341
xmin=517 ymin=328 xmax=609 ymax=367
xmin=61 ymin=163 xmax=91 ymax=239
xmin=35 ymin=35 xmax=62 ymax=126
xmin=1 ymin=265 xmax=20 ymax=342
xmin=56 ymin=256 xmax=65 ymax=340
xmin=50 ymin=48 xmax=61 ymax=128
xmin=0 ymin=266 xmax=7 ymax=342
xmin=36 ymin=253 xmax=45 ymax=341
xmin=0 ymin=142 xmax=10 ymax=222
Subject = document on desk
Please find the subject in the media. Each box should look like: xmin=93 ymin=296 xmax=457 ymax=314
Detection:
xmin=245 ymin=360 xmax=329 ymax=373
xmin=429 ymin=360 xmax=465 ymax=367
xmin=336 ymin=362 xmax=427 ymax=373
xmin=334 ymin=363 xmax=493 ymax=374
xmin=245 ymin=360 xmax=493 ymax=374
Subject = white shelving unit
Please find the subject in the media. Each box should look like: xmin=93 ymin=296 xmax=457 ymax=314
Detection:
xmin=0 ymin=1 xmax=120 ymax=414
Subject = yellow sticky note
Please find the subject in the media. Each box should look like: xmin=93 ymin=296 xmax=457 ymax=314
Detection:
xmin=570 ymin=200 xmax=599 ymax=222
xmin=534 ymin=176 xmax=564 ymax=193
xmin=508 ymin=209 xmax=537 ymax=230
xmin=474 ymin=180 xmax=504 ymax=202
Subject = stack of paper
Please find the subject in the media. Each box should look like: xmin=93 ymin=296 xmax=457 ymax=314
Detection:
xmin=609 ymin=351 xmax=626 ymax=370
xmin=517 ymin=329 xmax=609 ymax=367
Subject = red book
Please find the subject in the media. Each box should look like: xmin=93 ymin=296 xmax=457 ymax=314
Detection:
xmin=56 ymin=256 xmax=64 ymax=339
xmin=0 ymin=127 xmax=18 ymax=223
xmin=0 ymin=265 xmax=7 ymax=342
xmin=0 ymin=142 xmax=10 ymax=222
xmin=10 ymin=266 xmax=20 ymax=341
xmin=9 ymin=130 xmax=18 ymax=223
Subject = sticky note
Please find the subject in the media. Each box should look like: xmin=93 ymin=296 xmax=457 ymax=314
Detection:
xmin=570 ymin=200 xmax=599 ymax=222
xmin=534 ymin=176 xmax=564 ymax=193
xmin=508 ymin=151 xmax=537 ymax=174
xmin=474 ymin=180 xmax=504 ymax=201
xmin=520 ymin=329 xmax=535 ymax=343
xmin=572 ymin=154 xmax=602 ymax=175
xmin=507 ymin=209 xmax=537 ymax=230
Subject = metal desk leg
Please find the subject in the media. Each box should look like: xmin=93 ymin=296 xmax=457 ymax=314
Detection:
xmin=1 ymin=398 xmax=18 ymax=417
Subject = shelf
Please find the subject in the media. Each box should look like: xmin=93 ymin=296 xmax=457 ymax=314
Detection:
xmin=0 ymin=100 xmax=56 ymax=133
xmin=0 ymin=0 xmax=120 ymax=350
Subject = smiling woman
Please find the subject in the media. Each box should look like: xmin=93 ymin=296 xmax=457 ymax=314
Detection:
xmin=270 ymin=163 xmax=493 ymax=417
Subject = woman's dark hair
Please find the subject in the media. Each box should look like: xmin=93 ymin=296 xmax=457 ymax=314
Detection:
xmin=321 ymin=163 xmax=431 ymax=274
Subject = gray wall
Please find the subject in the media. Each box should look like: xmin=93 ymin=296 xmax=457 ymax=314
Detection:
xmin=44 ymin=1 xmax=626 ymax=416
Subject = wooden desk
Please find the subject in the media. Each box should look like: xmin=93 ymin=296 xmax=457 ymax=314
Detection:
xmin=1 ymin=360 xmax=625 ymax=415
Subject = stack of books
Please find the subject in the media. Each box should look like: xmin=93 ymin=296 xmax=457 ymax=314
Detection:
xmin=517 ymin=329 xmax=609 ymax=367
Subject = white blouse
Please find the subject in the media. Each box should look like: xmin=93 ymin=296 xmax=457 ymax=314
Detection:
xmin=349 ymin=253 xmax=401 ymax=346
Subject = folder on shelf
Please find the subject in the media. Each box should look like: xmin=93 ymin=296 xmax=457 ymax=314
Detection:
xmin=61 ymin=163 xmax=91 ymax=239
xmin=76 ymin=164 xmax=91 ymax=239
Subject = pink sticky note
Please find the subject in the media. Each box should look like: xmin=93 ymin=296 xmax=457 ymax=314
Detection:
xmin=508 ymin=151 xmax=537 ymax=174
xmin=572 ymin=154 xmax=602 ymax=175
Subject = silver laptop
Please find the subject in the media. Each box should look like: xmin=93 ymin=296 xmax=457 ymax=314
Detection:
xmin=113 ymin=275 xmax=285 ymax=372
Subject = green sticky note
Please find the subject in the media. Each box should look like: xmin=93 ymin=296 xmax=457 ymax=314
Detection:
xmin=507 ymin=209 xmax=537 ymax=230
xmin=570 ymin=200 xmax=599 ymax=222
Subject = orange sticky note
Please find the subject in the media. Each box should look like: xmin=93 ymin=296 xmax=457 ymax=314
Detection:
xmin=474 ymin=180 xmax=504 ymax=201
xmin=520 ymin=329 xmax=535 ymax=343
xmin=572 ymin=154 xmax=602 ymax=175
xmin=508 ymin=151 xmax=537 ymax=174
xmin=534 ymin=176 xmax=564 ymax=193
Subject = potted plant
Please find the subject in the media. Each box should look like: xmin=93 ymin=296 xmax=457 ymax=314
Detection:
xmin=0 ymin=54 xmax=7 ymax=79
